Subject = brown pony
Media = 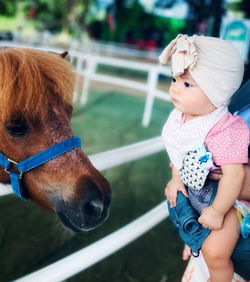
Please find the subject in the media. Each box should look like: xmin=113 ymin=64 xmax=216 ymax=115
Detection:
xmin=0 ymin=47 xmax=111 ymax=232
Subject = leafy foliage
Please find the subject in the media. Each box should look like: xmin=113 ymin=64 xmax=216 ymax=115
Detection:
xmin=0 ymin=0 xmax=186 ymax=45
xmin=0 ymin=0 xmax=17 ymax=16
xmin=90 ymin=0 xmax=186 ymax=46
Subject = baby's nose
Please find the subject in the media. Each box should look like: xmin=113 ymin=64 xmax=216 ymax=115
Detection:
xmin=173 ymin=86 xmax=181 ymax=95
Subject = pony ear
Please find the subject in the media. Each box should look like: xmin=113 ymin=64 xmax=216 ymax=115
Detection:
xmin=65 ymin=103 xmax=73 ymax=119
xmin=59 ymin=51 xmax=68 ymax=59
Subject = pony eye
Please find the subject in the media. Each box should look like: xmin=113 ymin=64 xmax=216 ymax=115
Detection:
xmin=5 ymin=119 xmax=29 ymax=137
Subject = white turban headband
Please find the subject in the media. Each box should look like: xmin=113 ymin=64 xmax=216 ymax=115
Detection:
xmin=159 ymin=34 xmax=244 ymax=107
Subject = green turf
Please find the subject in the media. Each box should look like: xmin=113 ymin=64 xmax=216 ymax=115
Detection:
xmin=0 ymin=90 xmax=187 ymax=282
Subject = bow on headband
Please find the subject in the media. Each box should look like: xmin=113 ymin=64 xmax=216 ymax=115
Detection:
xmin=159 ymin=34 xmax=198 ymax=75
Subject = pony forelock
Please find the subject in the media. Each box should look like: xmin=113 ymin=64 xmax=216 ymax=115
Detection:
xmin=0 ymin=48 xmax=75 ymax=126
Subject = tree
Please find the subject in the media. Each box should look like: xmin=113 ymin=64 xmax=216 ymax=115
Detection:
xmin=182 ymin=0 xmax=224 ymax=36
xmin=0 ymin=0 xmax=17 ymax=16
xmin=21 ymin=0 xmax=98 ymax=37
xmin=99 ymin=0 xmax=186 ymax=46
xmin=155 ymin=0 xmax=177 ymax=9
xmin=153 ymin=0 xmax=225 ymax=36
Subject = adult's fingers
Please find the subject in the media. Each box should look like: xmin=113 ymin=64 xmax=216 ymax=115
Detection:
xmin=209 ymin=170 xmax=222 ymax=181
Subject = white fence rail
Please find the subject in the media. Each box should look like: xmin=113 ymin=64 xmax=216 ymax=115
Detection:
xmin=0 ymin=41 xmax=171 ymax=127
xmin=16 ymin=201 xmax=168 ymax=282
xmin=0 ymin=41 xmax=171 ymax=281
xmin=69 ymin=50 xmax=171 ymax=126
xmin=70 ymin=39 xmax=162 ymax=61
xmin=0 ymin=183 xmax=12 ymax=197
xmin=0 ymin=137 xmax=165 ymax=197
xmin=0 ymin=136 xmax=168 ymax=281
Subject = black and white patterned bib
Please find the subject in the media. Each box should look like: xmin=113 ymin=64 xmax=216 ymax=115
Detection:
xmin=179 ymin=150 xmax=210 ymax=190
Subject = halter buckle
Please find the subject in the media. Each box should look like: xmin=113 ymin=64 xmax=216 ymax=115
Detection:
xmin=4 ymin=158 xmax=23 ymax=179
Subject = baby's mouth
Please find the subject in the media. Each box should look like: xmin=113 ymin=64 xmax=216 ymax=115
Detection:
xmin=171 ymin=97 xmax=179 ymax=103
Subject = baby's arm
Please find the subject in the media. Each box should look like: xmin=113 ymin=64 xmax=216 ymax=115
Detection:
xmin=209 ymin=159 xmax=250 ymax=200
xmin=198 ymin=163 xmax=245 ymax=230
xmin=165 ymin=165 xmax=188 ymax=208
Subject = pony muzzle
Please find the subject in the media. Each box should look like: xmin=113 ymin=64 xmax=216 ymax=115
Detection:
xmin=55 ymin=192 xmax=110 ymax=232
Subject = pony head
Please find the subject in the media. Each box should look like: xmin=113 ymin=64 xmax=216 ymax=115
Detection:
xmin=0 ymin=47 xmax=111 ymax=232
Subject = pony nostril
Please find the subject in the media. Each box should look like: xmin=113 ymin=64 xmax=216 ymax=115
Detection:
xmin=79 ymin=177 xmax=110 ymax=228
xmin=83 ymin=200 xmax=104 ymax=219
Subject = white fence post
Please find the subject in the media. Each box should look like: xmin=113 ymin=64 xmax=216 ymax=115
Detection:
xmin=80 ymin=57 xmax=97 ymax=105
xmin=73 ymin=56 xmax=84 ymax=103
xmin=142 ymin=69 xmax=158 ymax=127
xmin=0 ymin=42 xmax=172 ymax=126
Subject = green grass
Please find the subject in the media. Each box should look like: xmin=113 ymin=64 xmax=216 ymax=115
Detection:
xmin=0 ymin=90 xmax=187 ymax=282
xmin=0 ymin=15 xmax=20 ymax=31
xmin=72 ymin=91 xmax=172 ymax=153
xmin=0 ymin=14 xmax=35 ymax=34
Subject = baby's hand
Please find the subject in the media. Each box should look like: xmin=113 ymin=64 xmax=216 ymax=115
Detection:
xmin=198 ymin=206 xmax=224 ymax=230
xmin=165 ymin=177 xmax=188 ymax=208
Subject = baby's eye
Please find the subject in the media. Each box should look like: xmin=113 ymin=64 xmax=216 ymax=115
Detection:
xmin=184 ymin=82 xmax=192 ymax=88
xmin=172 ymin=77 xmax=176 ymax=83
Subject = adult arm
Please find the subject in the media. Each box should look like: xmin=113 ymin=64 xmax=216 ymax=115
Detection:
xmin=198 ymin=163 xmax=245 ymax=230
xmin=209 ymin=160 xmax=250 ymax=200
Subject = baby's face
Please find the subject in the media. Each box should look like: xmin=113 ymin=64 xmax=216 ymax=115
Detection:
xmin=169 ymin=70 xmax=216 ymax=121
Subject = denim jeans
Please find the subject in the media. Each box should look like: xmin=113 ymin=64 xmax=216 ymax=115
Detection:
xmin=167 ymin=180 xmax=218 ymax=255
xmin=168 ymin=80 xmax=250 ymax=278
xmin=232 ymin=236 xmax=250 ymax=279
xmin=167 ymin=179 xmax=250 ymax=279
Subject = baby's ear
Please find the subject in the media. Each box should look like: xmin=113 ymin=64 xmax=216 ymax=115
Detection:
xmin=59 ymin=51 xmax=68 ymax=59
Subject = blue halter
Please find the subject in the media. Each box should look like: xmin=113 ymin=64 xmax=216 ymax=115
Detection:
xmin=0 ymin=137 xmax=81 ymax=200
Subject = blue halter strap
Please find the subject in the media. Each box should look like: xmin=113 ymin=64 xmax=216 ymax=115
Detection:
xmin=0 ymin=136 xmax=81 ymax=200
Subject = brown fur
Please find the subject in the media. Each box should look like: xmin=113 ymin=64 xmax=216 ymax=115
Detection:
xmin=0 ymin=48 xmax=75 ymax=128
xmin=0 ymin=48 xmax=111 ymax=231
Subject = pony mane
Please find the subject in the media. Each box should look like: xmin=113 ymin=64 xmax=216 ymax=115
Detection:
xmin=0 ymin=48 xmax=75 ymax=125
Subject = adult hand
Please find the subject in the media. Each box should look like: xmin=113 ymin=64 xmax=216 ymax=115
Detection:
xmin=209 ymin=160 xmax=250 ymax=200
xmin=209 ymin=169 xmax=222 ymax=181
